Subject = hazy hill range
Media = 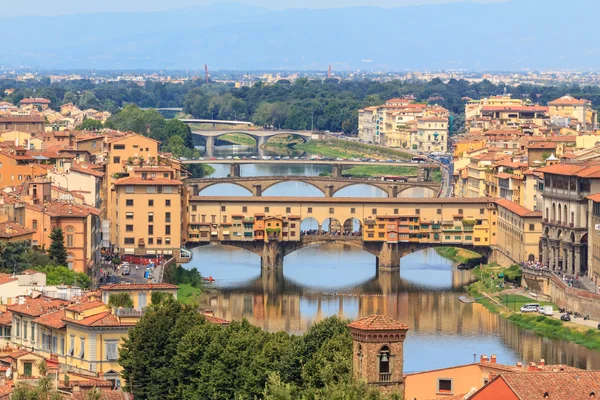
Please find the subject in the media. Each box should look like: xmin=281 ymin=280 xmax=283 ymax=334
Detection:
xmin=1 ymin=0 xmax=598 ymax=70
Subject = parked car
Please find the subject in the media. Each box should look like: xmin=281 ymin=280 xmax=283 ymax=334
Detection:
xmin=561 ymin=314 xmax=571 ymax=321
xmin=520 ymin=303 xmax=540 ymax=313
xmin=122 ymin=265 xmax=130 ymax=276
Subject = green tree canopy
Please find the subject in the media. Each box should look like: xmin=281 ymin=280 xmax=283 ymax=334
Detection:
xmin=108 ymin=293 xmax=134 ymax=308
xmin=76 ymin=118 xmax=103 ymax=131
xmin=48 ymin=228 xmax=68 ymax=267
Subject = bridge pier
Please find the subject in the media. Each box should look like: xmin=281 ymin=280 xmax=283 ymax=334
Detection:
xmin=368 ymin=242 xmax=401 ymax=271
xmin=419 ymin=167 xmax=432 ymax=182
xmin=332 ymin=165 xmax=343 ymax=178
xmin=325 ymin=185 xmax=334 ymax=197
xmin=252 ymin=184 xmax=263 ymax=196
xmin=261 ymin=241 xmax=285 ymax=270
xmin=388 ymin=185 xmax=399 ymax=198
xmin=257 ymin=136 xmax=267 ymax=148
xmin=230 ymin=164 xmax=241 ymax=178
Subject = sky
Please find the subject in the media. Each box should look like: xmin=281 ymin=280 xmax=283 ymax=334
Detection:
xmin=2 ymin=0 xmax=510 ymax=17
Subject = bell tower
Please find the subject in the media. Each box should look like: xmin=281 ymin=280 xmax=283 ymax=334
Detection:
xmin=348 ymin=314 xmax=409 ymax=396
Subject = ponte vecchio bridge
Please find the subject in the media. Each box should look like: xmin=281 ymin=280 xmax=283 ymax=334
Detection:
xmin=186 ymin=176 xmax=441 ymax=198
xmin=186 ymin=196 xmax=498 ymax=270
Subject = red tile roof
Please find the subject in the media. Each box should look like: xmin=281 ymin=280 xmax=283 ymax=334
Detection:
xmin=495 ymin=198 xmax=541 ymax=218
xmin=63 ymin=312 xmax=135 ymax=328
xmin=20 ymin=97 xmax=51 ymax=105
xmin=32 ymin=309 xmax=66 ymax=329
xmin=482 ymin=105 xmax=549 ymax=112
xmin=586 ymin=194 xmax=600 ymax=203
xmin=26 ymin=202 xmax=101 ymax=218
xmin=65 ymin=301 xmax=106 ymax=313
xmin=536 ymin=163 xmax=600 ymax=178
xmin=204 ymin=315 xmax=230 ymax=325
xmin=70 ymin=163 xmax=105 ymax=178
xmin=71 ymin=389 xmax=129 ymax=400
xmin=100 ymin=283 xmax=178 ymax=291
xmin=347 ymin=315 xmax=409 ymax=331
xmin=0 ymin=311 xmax=12 ymax=326
xmin=528 ymin=143 xmax=557 ymax=149
xmin=0 ymin=273 xmax=17 ymax=286
xmin=549 ymin=95 xmax=587 ymax=106
xmin=7 ymin=297 xmax=69 ymax=317
xmin=0 ymin=116 xmax=45 ymax=123
xmin=480 ymin=371 xmax=600 ymax=400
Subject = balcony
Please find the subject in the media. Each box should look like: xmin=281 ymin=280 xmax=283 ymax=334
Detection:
xmin=379 ymin=373 xmax=391 ymax=382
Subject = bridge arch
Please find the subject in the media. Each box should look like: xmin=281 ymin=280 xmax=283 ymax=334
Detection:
xmin=343 ymin=218 xmax=362 ymax=234
xmin=332 ymin=183 xmax=389 ymax=198
xmin=397 ymin=185 xmax=438 ymax=198
xmin=214 ymin=132 xmax=259 ymax=147
xmin=195 ymin=182 xmax=253 ymax=196
xmin=261 ymin=180 xmax=326 ymax=197
xmin=322 ymin=217 xmax=343 ymax=233
xmin=264 ymin=133 xmax=310 ymax=144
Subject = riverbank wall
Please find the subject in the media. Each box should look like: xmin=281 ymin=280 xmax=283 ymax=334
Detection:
xmin=522 ymin=268 xmax=600 ymax=319
xmin=489 ymin=246 xmax=520 ymax=268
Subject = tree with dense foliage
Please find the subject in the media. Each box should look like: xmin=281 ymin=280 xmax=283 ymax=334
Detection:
xmin=34 ymin=265 xmax=91 ymax=288
xmin=76 ymin=118 xmax=103 ymax=131
xmin=10 ymin=361 xmax=63 ymax=400
xmin=0 ymin=241 xmax=30 ymax=274
xmin=48 ymin=228 xmax=68 ymax=267
xmin=119 ymin=300 xmax=398 ymax=400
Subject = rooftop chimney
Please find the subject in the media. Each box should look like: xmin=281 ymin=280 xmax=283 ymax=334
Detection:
xmin=490 ymin=354 xmax=497 ymax=364
xmin=480 ymin=355 xmax=489 ymax=363
xmin=516 ymin=361 xmax=523 ymax=368
xmin=528 ymin=362 xmax=537 ymax=371
xmin=539 ymin=358 xmax=545 ymax=366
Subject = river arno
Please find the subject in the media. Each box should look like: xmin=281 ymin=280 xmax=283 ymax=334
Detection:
xmin=186 ymin=146 xmax=600 ymax=373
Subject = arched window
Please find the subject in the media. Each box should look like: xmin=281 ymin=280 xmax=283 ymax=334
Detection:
xmin=379 ymin=346 xmax=391 ymax=382
xmin=65 ymin=226 xmax=75 ymax=247
xmin=552 ymin=203 xmax=556 ymax=221
xmin=563 ymin=205 xmax=567 ymax=225
xmin=67 ymin=253 xmax=75 ymax=270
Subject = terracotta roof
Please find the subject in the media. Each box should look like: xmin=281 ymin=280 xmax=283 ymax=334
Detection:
xmin=0 ymin=311 xmax=12 ymax=326
xmin=190 ymin=197 xmax=493 ymax=204
xmin=586 ymin=194 xmax=600 ymax=203
xmin=100 ymin=283 xmax=178 ymax=291
xmin=549 ymin=95 xmax=587 ymax=106
xmin=347 ymin=315 xmax=409 ymax=331
xmin=20 ymin=98 xmax=51 ymax=104
xmin=69 ymin=164 xmax=105 ymax=178
xmin=7 ymin=297 xmax=69 ymax=317
xmin=71 ymin=389 xmax=129 ymax=400
xmin=63 ymin=311 xmax=135 ymax=328
xmin=0 ymin=273 xmax=17 ymax=285
xmin=535 ymin=163 xmax=600 ymax=178
xmin=114 ymin=177 xmax=182 ymax=186
xmin=65 ymin=301 xmax=106 ymax=313
xmin=0 ymin=116 xmax=45 ymax=123
xmin=495 ymin=173 xmax=514 ymax=180
xmin=495 ymin=198 xmax=541 ymax=217
xmin=483 ymin=371 xmax=600 ymax=400
xmin=26 ymin=202 xmax=100 ymax=218
xmin=133 ymin=166 xmax=173 ymax=172
xmin=32 ymin=309 xmax=66 ymax=329
xmin=419 ymin=117 xmax=447 ymax=122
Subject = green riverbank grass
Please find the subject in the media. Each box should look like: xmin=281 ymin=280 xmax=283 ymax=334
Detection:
xmin=435 ymin=247 xmax=482 ymax=264
xmin=216 ymin=133 xmax=257 ymax=146
xmin=177 ymin=283 xmax=203 ymax=304
xmin=295 ymin=138 xmax=413 ymax=160
xmin=508 ymin=314 xmax=600 ymax=350
xmin=497 ymin=294 xmax=555 ymax=312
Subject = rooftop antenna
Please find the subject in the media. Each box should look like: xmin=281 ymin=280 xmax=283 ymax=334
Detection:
xmin=205 ymin=64 xmax=209 ymax=84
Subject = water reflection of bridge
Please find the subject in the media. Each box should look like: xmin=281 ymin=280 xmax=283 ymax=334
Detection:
xmin=200 ymin=268 xmax=481 ymax=334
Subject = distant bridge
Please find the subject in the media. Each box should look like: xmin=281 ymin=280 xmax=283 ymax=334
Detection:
xmin=182 ymin=119 xmax=254 ymax=127
xmin=142 ymin=107 xmax=184 ymax=112
xmin=186 ymin=176 xmax=440 ymax=197
xmin=191 ymin=129 xmax=313 ymax=148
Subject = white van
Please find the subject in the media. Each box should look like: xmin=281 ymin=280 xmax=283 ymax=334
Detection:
xmin=540 ymin=305 xmax=553 ymax=316
xmin=520 ymin=303 xmax=540 ymax=313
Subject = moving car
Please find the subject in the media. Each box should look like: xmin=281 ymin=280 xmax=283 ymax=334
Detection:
xmin=539 ymin=305 xmax=553 ymax=316
xmin=561 ymin=314 xmax=571 ymax=321
xmin=520 ymin=303 xmax=540 ymax=313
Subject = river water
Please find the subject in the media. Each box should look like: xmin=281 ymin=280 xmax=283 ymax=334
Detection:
xmin=186 ymin=144 xmax=600 ymax=373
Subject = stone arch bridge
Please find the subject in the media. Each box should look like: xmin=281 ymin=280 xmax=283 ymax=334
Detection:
xmin=192 ymin=130 xmax=313 ymax=148
xmin=186 ymin=176 xmax=441 ymax=198
xmin=189 ymin=236 xmax=490 ymax=271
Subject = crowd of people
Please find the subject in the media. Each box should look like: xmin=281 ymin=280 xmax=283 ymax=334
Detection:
xmin=301 ymin=229 xmax=362 ymax=236
xmin=521 ymin=260 xmax=549 ymax=270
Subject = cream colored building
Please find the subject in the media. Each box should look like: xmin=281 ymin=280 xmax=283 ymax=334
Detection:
xmin=549 ymin=95 xmax=596 ymax=131
xmin=414 ymin=117 xmax=447 ymax=152
xmin=496 ymin=198 xmax=542 ymax=264
xmin=112 ymin=171 xmax=183 ymax=256
xmin=48 ymin=163 xmax=104 ymax=208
